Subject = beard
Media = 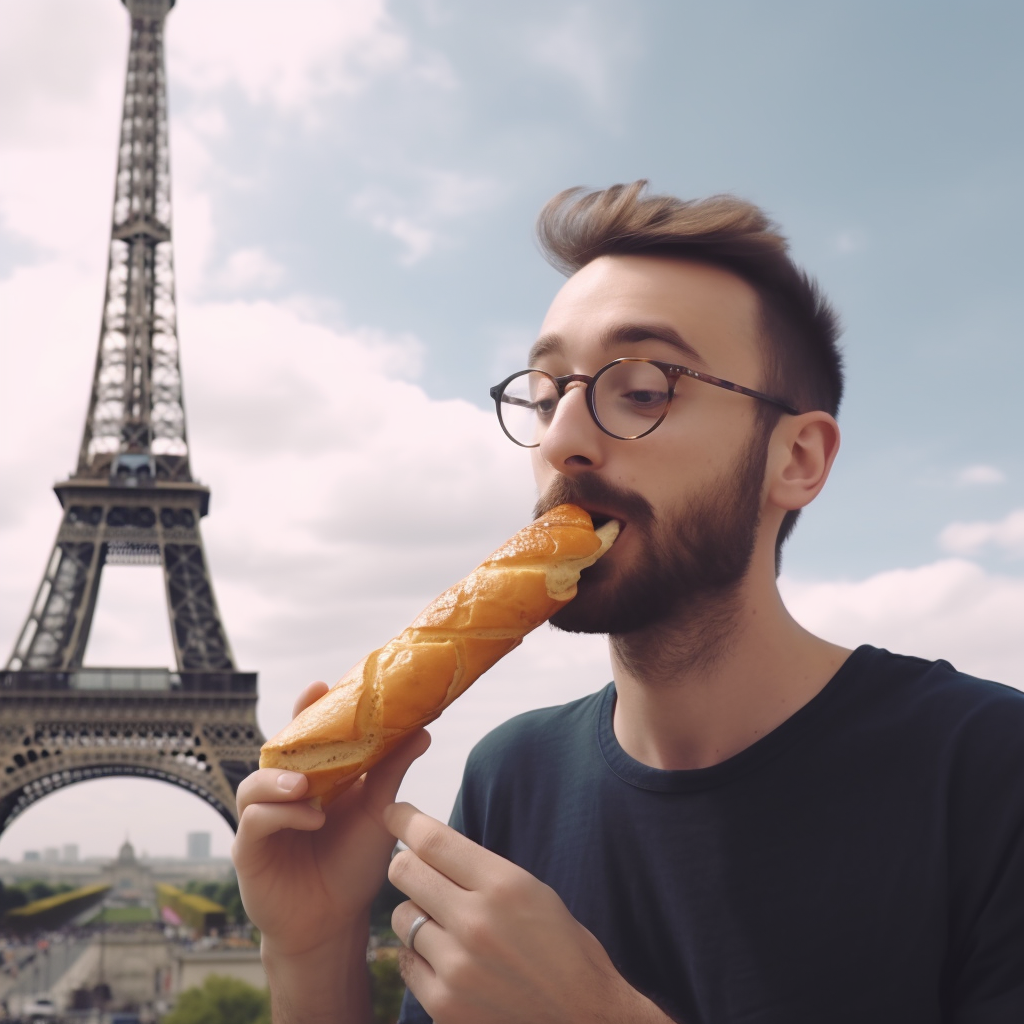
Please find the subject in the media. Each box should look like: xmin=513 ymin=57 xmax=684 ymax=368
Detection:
xmin=533 ymin=428 xmax=770 ymax=636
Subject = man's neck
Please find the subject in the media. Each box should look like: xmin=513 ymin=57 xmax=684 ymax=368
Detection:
xmin=608 ymin=577 xmax=851 ymax=771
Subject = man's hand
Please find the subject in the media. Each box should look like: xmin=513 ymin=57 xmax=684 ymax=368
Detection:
xmin=385 ymin=803 xmax=675 ymax=1024
xmin=231 ymin=682 xmax=430 ymax=1023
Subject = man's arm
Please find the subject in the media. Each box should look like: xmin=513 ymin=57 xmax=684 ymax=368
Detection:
xmin=232 ymin=681 xmax=431 ymax=1024
xmin=385 ymin=802 xmax=679 ymax=1024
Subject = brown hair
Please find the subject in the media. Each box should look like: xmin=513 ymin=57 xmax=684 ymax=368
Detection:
xmin=536 ymin=180 xmax=844 ymax=569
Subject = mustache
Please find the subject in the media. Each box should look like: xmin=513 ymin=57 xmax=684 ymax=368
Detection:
xmin=532 ymin=474 xmax=655 ymax=529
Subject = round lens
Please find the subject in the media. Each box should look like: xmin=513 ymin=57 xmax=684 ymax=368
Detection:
xmin=499 ymin=371 xmax=560 ymax=447
xmin=592 ymin=360 xmax=671 ymax=439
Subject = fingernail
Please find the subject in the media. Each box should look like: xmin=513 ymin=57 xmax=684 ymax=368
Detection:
xmin=276 ymin=772 xmax=303 ymax=792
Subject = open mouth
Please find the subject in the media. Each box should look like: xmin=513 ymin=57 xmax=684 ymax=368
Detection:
xmin=586 ymin=510 xmax=623 ymax=532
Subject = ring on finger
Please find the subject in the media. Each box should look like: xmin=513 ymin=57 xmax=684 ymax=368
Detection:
xmin=406 ymin=913 xmax=431 ymax=952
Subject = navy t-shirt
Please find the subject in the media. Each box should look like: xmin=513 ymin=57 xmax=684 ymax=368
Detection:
xmin=399 ymin=646 xmax=1024 ymax=1023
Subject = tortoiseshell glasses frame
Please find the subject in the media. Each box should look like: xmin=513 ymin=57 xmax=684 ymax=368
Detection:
xmin=489 ymin=357 xmax=799 ymax=448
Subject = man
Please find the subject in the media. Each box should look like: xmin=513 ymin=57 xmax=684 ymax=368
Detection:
xmin=232 ymin=182 xmax=1024 ymax=1023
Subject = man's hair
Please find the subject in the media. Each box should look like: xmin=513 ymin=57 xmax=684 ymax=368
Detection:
xmin=536 ymin=180 xmax=844 ymax=570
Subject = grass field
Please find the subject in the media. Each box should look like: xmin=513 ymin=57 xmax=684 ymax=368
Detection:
xmin=92 ymin=905 xmax=154 ymax=924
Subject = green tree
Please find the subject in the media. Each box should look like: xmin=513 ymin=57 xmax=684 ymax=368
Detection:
xmin=369 ymin=957 xmax=406 ymax=1024
xmin=161 ymin=975 xmax=270 ymax=1024
xmin=185 ymin=876 xmax=248 ymax=926
xmin=0 ymin=881 xmax=28 ymax=914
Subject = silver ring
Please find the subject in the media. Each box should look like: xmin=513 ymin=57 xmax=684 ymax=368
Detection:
xmin=406 ymin=913 xmax=431 ymax=951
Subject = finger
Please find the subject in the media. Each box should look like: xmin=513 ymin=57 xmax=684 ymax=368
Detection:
xmin=392 ymin=902 xmax=446 ymax=964
xmin=383 ymin=802 xmax=504 ymax=891
xmin=363 ymin=729 xmax=431 ymax=812
xmin=388 ymin=849 xmax=465 ymax=928
xmin=235 ymin=768 xmax=310 ymax=816
xmin=398 ymin=945 xmax=440 ymax=1011
xmin=292 ymin=680 xmax=329 ymax=720
xmin=233 ymin=799 xmax=325 ymax=858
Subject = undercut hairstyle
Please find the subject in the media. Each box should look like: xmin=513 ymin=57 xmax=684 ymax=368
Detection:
xmin=536 ymin=180 xmax=845 ymax=572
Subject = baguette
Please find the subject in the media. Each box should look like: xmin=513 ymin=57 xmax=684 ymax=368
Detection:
xmin=260 ymin=503 xmax=619 ymax=804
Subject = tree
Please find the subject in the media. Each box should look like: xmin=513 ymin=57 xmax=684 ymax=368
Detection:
xmin=161 ymin=975 xmax=270 ymax=1024
xmin=185 ymin=876 xmax=248 ymax=926
xmin=0 ymin=880 xmax=28 ymax=914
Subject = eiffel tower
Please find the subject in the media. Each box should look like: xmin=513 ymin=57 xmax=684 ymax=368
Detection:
xmin=0 ymin=0 xmax=263 ymax=835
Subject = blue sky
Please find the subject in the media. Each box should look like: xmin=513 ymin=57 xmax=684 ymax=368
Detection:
xmin=0 ymin=0 xmax=1022 ymax=857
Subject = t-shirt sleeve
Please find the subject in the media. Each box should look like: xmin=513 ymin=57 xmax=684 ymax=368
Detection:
xmin=947 ymin=688 xmax=1024 ymax=1022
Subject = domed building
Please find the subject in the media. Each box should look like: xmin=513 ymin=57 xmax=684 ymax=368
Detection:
xmin=103 ymin=838 xmax=155 ymax=907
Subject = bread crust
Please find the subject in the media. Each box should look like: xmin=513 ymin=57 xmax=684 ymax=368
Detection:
xmin=259 ymin=504 xmax=618 ymax=802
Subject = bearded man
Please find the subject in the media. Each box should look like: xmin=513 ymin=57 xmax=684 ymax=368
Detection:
xmin=232 ymin=182 xmax=1024 ymax=1024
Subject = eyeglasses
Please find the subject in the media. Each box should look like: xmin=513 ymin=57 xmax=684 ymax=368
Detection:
xmin=489 ymin=357 xmax=798 ymax=448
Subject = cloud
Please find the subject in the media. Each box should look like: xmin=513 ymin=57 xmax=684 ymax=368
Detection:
xmin=939 ymin=509 xmax=1024 ymax=558
xmin=166 ymin=0 xmax=454 ymax=115
xmin=781 ymin=559 xmax=1024 ymax=689
xmin=528 ymin=4 xmax=634 ymax=114
xmin=351 ymin=171 xmax=502 ymax=264
xmin=0 ymin=0 xmax=125 ymax=146
xmin=957 ymin=463 xmax=1006 ymax=485
xmin=216 ymin=247 xmax=286 ymax=291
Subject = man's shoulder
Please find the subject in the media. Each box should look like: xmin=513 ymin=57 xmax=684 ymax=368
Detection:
xmin=464 ymin=684 xmax=611 ymax=778
xmin=847 ymin=645 xmax=1024 ymax=768
xmin=853 ymin=645 xmax=1024 ymax=720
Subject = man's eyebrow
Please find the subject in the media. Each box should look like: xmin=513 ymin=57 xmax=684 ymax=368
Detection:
xmin=610 ymin=323 xmax=706 ymax=366
xmin=527 ymin=324 xmax=706 ymax=368
xmin=528 ymin=333 xmax=562 ymax=365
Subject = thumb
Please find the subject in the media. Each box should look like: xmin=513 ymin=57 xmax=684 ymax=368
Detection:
xmin=363 ymin=729 xmax=431 ymax=810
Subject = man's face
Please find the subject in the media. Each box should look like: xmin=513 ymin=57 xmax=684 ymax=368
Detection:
xmin=528 ymin=254 xmax=773 ymax=634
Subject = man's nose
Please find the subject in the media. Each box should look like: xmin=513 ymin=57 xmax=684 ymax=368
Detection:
xmin=537 ymin=382 xmax=605 ymax=472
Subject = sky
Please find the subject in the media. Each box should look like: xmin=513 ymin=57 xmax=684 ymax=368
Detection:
xmin=0 ymin=0 xmax=1022 ymax=860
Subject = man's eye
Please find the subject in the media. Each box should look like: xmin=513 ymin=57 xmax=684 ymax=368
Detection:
xmin=624 ymin=389 xmax=668 ymax=407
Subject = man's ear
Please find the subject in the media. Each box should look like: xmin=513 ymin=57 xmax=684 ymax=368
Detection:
xmin=766 ymin=411 xmax=840 ymax=513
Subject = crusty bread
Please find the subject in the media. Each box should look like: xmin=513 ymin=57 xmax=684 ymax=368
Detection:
xmin=259 ymin=504 xmax=619 ymax=804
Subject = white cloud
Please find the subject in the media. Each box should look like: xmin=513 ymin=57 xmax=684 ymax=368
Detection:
xmin=957 ymin=463 xmax=1006 ymax=485
xmin=216 ymin=246 xmax=286 ymax=291
xmin=939 ymin=509 xmax=1024 ymax=558
xmin=166 ymin=0 xmax=454 ymax=116
xmin=528 ymin=4 xmax=633 ymax=114
xmin=351 ymin=171 xmax=501 ymax=264
xmin=781 ymin=558 xmax=1024 ymax=688
xmin=0 ymin=0 xmax=126 ymax=146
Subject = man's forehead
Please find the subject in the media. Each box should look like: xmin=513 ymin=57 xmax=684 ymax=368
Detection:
xmin=535 ymin=253 xmax=762 ymax=370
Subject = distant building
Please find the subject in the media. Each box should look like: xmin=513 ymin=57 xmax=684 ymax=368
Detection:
xmin=43 ymin=847 xmax=60 ymax=863
xmin=174 ymin=948 xmax=266 ymax=993
xmin=2 ymin=849 xmax=235 ymax=888
xmin=187 ymin=832 xmax=212 ymax=860
xmin=104 ymin=839 xmax=155 ymax=907
xmin=63 ymin=843 xmax=80 ymax=863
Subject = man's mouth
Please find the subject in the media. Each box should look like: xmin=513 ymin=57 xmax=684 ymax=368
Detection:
xmin=584 ymin=508 xmax=625 ymax=534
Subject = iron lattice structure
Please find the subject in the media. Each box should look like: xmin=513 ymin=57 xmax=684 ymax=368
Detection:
xmin=1 ymin=0 xmax=263 ymax=834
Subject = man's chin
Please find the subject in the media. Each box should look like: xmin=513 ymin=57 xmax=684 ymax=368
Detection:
xmin=549 ymin=601 xmax=612 ymax=635
xmin=550 ymin=585 xmax=667 ymax=636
